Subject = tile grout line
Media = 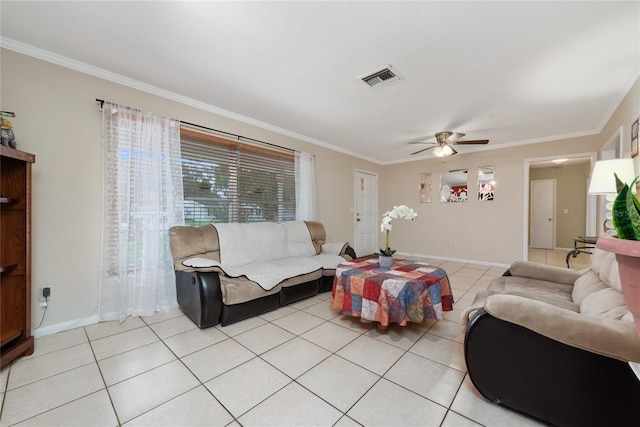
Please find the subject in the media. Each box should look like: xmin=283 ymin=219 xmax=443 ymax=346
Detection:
xmin=85 ymin=324 xmax=123 ymax=427
xmin=139 ymin=315 xmax=240 ymax=426
xmin=2 ymin=259 xmax=505 ymax=426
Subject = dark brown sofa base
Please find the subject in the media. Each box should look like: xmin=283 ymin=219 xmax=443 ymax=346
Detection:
xmin=465 ymin=309 xmax=640 ymax=427
xmin=319 ymin=275 xmax=334 ymax=293
xmin=176 ymin=271 xmax=324 ymax=328
xmin=221 ymin=293 xmax=281 ymax=326
xmin=280 ymin=279 xmax=320 ymax=306
xmin=176 ymin=271 xmax=223 ymax=329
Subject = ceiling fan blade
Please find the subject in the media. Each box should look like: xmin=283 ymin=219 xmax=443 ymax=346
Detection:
xmin=411 ymin=146 xmax=436 ymax=155
xmin=449 ymin=146 xmax=458 ymax=155
xmin=408 ymin=141 xmax=433 ymax=145
xmin=454 ymin=139 xmax=489 ymax=145
xmin=445 ymin=132 xmax=465 ymax=143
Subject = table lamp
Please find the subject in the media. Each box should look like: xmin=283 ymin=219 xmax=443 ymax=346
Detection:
xmin=587 ymin=158 xmax=636 ymax=235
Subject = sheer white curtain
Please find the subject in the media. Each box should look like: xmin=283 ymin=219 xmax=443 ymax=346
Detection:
xmin=100 ymin=102 xmax=184 ymax=321
xmin=295 ymin=151 xmax=316 ymax=220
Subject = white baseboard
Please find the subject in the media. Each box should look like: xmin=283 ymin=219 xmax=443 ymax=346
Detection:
xmin=29 ymin=253 xmax=509 ymax=338
xmin=395 ymin=251 xmax=510 ymax=269
xmin=32 ymin=315 xmax=99 ymax=338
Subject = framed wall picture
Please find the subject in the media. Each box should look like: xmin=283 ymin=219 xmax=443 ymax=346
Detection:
xmin=419 ymin=172 xmax=431 ymax=203
xmin=632 ymin=118 xmax=639 ymax=158
xmin=478 ymin=166 xmax=495 ymax=201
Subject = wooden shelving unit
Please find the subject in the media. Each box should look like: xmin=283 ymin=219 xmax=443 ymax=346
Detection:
xmin=1 ymin=145 xmax=35 ymax=367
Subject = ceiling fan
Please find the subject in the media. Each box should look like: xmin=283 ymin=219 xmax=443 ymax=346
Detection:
xmin=409 ymin=131 xmax=489 ymax=157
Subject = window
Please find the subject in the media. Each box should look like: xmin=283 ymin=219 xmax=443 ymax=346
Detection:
xmin=180 ymin=127 xmax=296 ymax=225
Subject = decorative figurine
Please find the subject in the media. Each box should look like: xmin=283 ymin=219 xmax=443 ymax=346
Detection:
xmin=0 ymin=112 xmax=17 ymax=149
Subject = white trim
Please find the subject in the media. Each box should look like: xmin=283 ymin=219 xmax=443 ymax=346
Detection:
xmin=32 ymin=315 xmax=99 ymax=338
xmin=602 ymin=125 xmax=624 ymax=158
xmin=388 ymin=129 xmax=600 ymax=166
xmin=3 ymin=36 xmax=634 ymax=167
xmin=1 ymin=36 xmax=381 ymax=165
xmin=395 ymin=251 xmax=510 ymax=269
xmin=523 ymin=151 xmax=598 ymax=261
xmin=354 ymin=169 xmax=378 ymax=257
xmin=596 ymin=72 xmax=640 ymax=134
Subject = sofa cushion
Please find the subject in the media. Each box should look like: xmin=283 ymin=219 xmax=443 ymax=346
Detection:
xmin=580 ymin=287 xmax=629 ymax=320
xmin=488 ymin=276 xmax=574 ymax=302
xmin=508 ymin=261 xmax=584 ymax=285
xmin=169 ymin=224 xmax=220 ymax=270
xmin=220 ymin=278 xmax=283 ymax=305
xmin=221 ymin=257 xmax=323 ymax=291
xmin=219 ymin=268 xmax=323 ymax=305
xmin=321 ymin=241 xmax=348 ymax=255
xmin=304 ymin=221 xmax=326 ymax=254
xmin=591 ymin=247 xmax=613 ymax=276
xmin=283 ymin=221 xmax=317 ymax=257
xmin=215 ymin=222 xmax=289 ymax=266
xmin=604 ymin=258 xmax=622 ymax=292
xmin=572 ymin=270 xmax=609 ymax=304
xmin=312 ymin=253 xmax=348 ymax=270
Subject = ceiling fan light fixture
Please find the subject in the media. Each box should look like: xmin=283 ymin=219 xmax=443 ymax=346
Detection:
xmin=434 ymin=144 xmax=455 ymax=157
xmin=442 ymin=145 xmax=455 ymax=156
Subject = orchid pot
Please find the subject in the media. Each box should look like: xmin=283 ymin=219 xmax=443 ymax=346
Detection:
xmin=377 ymin=204 xmax=417 ymax=266
xmin=379 ymin=255 xmax=394 ymax=268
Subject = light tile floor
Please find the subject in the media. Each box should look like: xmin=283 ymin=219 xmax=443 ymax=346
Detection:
xmin=0 ymin=259 xmax=549 ymax=427
xmin=528 ymin=248 xmax=591 ymax=270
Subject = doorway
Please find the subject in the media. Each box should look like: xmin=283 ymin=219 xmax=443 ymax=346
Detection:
xmin=354 ymin=170 xmax=378 ymax=257
xmin=522 ymin=152 xmax=597 ymax=261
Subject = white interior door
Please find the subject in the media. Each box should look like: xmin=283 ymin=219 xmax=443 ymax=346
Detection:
xmin=354 ymin=170 xmax=378 ymax=257
xmin=530 ymin=179 xmax=555 ymax=249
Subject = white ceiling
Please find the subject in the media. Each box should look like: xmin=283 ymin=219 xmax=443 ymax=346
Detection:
xmin=1 ymin=1 xmax=639 ymax=164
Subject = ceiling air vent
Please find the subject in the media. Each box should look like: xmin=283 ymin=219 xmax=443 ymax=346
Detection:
xmin=359 ymin=65 xmax=404 ymax=89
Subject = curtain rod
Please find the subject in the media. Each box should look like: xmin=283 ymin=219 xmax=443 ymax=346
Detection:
xmin=181 ymin=120 xmax=295 ymax=154
xmin=96 ymin=98 xmax=295 ymax=154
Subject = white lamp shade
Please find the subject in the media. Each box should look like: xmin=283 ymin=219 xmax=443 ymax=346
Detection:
xmin=588 ymin=158 xmax=636 ymax=195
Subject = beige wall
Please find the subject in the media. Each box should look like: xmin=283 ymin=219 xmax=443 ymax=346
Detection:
xmin=1 ymin=48 xmax=637 ymax=334
xmin=0 ymin=49 xmax=379 ymax=332
xmin=600 ymin=77 xmax=640 ymax=159
xmin=380 ymin=136 xmax=599 ymax=265
xmin=530 ymin=163 xmax=590 ymax=248
xmin=380 ymin=75 xmax=639 ymax=264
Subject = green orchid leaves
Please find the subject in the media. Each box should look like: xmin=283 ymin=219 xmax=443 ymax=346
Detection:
xmin=613 ymin=173 xmax=640 ymax=240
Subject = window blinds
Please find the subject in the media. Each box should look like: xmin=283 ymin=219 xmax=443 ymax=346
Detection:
xmin=180 ymin=127 xmax=296 ymax=224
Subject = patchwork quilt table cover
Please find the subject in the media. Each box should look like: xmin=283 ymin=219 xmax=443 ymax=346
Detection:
xmin=331 ymin=258 xmax=454 ymax=332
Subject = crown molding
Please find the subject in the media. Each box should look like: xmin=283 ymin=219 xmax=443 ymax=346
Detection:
xmin=1 ymin=37 xmax=382 ymax=165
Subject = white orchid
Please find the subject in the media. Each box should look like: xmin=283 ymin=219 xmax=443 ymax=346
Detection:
xmin=379 ymin=205 xmax=417 ymax=256
xmin=380 ymin=215 xmax=393 ymax=232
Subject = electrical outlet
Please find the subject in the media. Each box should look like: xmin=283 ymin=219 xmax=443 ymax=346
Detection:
xmin=39 ymin=286 xmax=51 ymax=302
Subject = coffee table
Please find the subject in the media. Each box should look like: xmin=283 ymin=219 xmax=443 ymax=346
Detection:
xmin=331 ymin=258 xmax=454 ymax=333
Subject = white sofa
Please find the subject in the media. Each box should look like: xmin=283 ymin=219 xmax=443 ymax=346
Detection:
xmin=169 ymin=221 xmax=354 ymax=327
